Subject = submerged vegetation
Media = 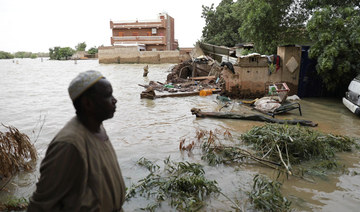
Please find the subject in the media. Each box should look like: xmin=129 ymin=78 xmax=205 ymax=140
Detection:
xmin=249 ymin=174 xmax=291 ymax=212
xmin=175 ymin=124 xmax=358 ymax=210
xmin=126 ymin=157 xmax=220 ymax=211
xmin=194 ymin=124 xmax=358 ymax=178
xmin=127 ymin=124 xmax=359 ymax=211
xmin=0 ymin=125 xmax=37 ymax=211
xmin=0 ymin=121 xmax=357 ymax=211
xmin=0 ymin=124 xmax=37 ymax=179
xmin=241 ymin=124 xmax=357 ymax=164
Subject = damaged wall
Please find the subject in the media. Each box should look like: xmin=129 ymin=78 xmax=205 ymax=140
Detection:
xmin=277 ymin=45 xmax=302 ymax=95
xmin=98 ymin=46 xmax=180 ymax=64
xmin=221 ymin=45 xmax=301 ymax=98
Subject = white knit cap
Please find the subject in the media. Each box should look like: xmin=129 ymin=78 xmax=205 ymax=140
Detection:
xmin=68 ymin=70 xmax=104 ymax=101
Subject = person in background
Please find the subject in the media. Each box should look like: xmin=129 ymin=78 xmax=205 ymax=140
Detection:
xmin=28 ymin=70 xmax=125 ymax=212
xmin=143 ymin=65 xmax=149 ymax=77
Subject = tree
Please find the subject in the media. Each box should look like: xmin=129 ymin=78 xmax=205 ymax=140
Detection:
xmin=200 ymin=0 xmax=360 ymax=93
xmin=75 ymin=42 xmax=87 ymax=51
xmin=49 ymin=46 xmax=75 ymax=60
xmin=306 ymin=6 xmax=360 ymax=91
xmin=0 ymin=51 xmax=14 ymax=59
xmin=239 ymin=0 xmax=308 ymax=54
xmin=14 ymin=51 xmax=37 ymax=59
xmin=201 ymin=0 xmax=309 ymax=54
xmin=88 ymin=47 xmax=98 ymax=55
xmin=59 ymin=47 xmax=75 ymax=60
xmin=201 ymin=0 xmax=243 ymax=47
xmin=303 ymin=0 xmax=360 ymax=9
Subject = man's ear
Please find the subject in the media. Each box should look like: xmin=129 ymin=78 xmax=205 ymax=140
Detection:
xmin=81 ymin=96 xmax=95 ymax=112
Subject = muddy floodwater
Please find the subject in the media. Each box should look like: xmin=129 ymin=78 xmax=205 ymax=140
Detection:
xmin=0 ymin=58 xmax=359 ymax=211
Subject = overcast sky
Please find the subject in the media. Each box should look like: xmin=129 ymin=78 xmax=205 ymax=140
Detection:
xmin=0 ymin=0 xmax=222 ymax=53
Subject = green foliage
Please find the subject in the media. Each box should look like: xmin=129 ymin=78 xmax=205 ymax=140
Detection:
xmin=196 ymin=125 xmax=357 ymax=180
xmin=0 ymin=51 xmax=38 ymax=59
xmin=241 ymin=124 xmax=356 ymax=164
xmin=201 ymin=0 xmax=309 ymax=54
xmin=311 ymin=160 xmax=341 ymax=170
xmin=14 ymin=51 xmax=37 ymax=59
xmin=88 ymin=47 xmax=98 ymax=55
xmin=49 ymin=46 xmax=75 ymax=60
xmin=126 ymin=157 xmax=220 ymax=211
xmin=0 ymin=196 xmax=29 ymax=211
xmin=248 ymin=174 xmax=291 ymax=212
xmin=306 ymin=6 xmax=360 ymax=91
xmin=240 ymin=48 xmax=256 ymax=56
xmin=0 ymin=51 xmax=14 ymax=59
xmin=201 ymin=0 xmax=243 ymax=47
xmin=303 ymin=0 xmax=360 ymax=9
xmin=187 ymin=126 xmax=358 ymax=211
xmin=75 ymin=42 xmax=87 ymax=51
xmin=239 ymin=0 xmax=309 ymax=54
xmin=36 ymin=52 xmax=49 ymax=57
xmin=201 ymin=138 xmax=249 ymax=166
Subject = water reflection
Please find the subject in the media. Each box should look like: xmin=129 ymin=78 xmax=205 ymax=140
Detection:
xmin=0 ymin=58 xmax=359 ymax=211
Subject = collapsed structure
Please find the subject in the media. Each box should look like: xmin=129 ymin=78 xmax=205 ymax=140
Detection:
xmin=163 ymin=42 xmax=301 ymax=99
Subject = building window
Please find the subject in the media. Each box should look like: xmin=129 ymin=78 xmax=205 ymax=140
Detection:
xmin=132 ymin=32 xmax=138 ymax=36
xmin=118 ymin=32 xmax=124 ymax=36
xmin=152 ymin=28 xmax=157 ymax=35
xmin=147 ymin=31 xmax=152 ymax=36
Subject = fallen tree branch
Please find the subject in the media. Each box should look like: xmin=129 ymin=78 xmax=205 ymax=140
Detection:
xmin=191 ymin=108 xmax=318 ymax=127
xmin=141 ymin=89 xmax=222 ymax=99
xmin=276 ymin=145 xmax=292 ymax=175
xmin=138 ymin=84 xmax=148 ymax=88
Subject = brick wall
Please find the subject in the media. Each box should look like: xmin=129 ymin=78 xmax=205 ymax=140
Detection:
xmin=221 ymin=46 xmax=301 ymax=98
xmin=98 ymin=46 xmax=180 ymax=64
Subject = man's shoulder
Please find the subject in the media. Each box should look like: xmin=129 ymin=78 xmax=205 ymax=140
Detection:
xmin=51 ymin=117 xmax=88 ymax=149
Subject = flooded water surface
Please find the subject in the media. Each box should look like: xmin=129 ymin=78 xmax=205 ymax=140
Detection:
xmin=0 ymin=58 xmax=359 ymax=211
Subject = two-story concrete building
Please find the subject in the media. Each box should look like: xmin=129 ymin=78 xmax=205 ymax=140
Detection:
xmin=110 ymin=13 xmax=178 ymax=51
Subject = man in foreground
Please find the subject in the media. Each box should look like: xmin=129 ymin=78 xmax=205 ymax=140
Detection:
xmin=28 ymin=70 xmax=125 ymax=211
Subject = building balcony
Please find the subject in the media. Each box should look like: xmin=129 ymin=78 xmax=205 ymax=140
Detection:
xmin=111 ymin=36 xmax=166 ymax=45
xmin=111 ymin=20 xmax=166 ymax=29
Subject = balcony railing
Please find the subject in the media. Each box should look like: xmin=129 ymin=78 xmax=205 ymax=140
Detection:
xmin=111 ymin=36 xmax=166 ymax=45
xmin=112 ymin=22 xmax=165 ymax=29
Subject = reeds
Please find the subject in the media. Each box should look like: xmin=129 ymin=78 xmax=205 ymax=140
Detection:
xmin=0 ymin=124 xmax=37 ymax=178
